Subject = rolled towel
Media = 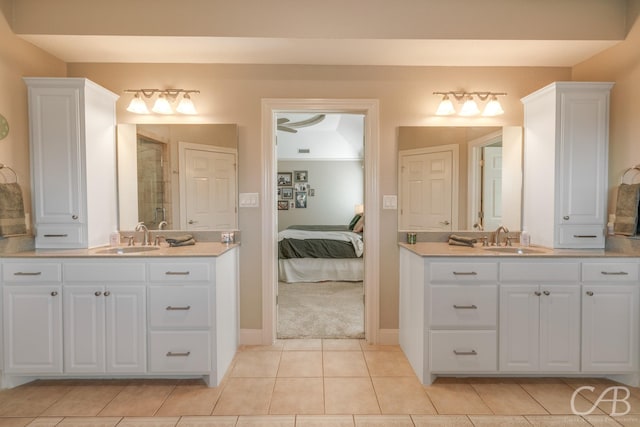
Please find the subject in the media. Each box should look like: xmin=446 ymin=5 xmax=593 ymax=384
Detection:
xmin=448 ymin=234 xmax=477 ymax=245
xmin=169 ymin=238 xmax=196 ymax=247
xmin=165 ymin=234 xmax=194 ymax=245
xmin=448 ymin=238 xmax=474 ymax=247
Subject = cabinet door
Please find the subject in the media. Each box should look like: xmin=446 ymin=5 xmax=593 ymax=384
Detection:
xmin=64 ymin=286 xmax=105 ymax=373
xmin=539 ymin=285 xmax=580 ymax=372
xmin=582 ymin=285 xmax=639 ymax=372
xmin=105 ymin=285 xmax=146 ymax=373
xmin=558 ymin=90 xmax=608 ymax=227
xmin=499 ymin=285 xmax=539 ymax=371
xmin=3 ymin=285 xmax=63 ymax=373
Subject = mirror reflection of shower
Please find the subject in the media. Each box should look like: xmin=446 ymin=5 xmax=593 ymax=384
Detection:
xmin=137 ymin=135 xmax=170 ymax=229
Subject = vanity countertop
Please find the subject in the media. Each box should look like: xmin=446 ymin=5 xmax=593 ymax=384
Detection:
xmin=399 ymin=242 xmax=636 ymax=258
xmin=2 ymin=242 xmax=239 ymax=258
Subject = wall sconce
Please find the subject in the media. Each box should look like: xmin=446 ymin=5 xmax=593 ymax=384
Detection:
xmin=124 ymin=89 xmax=200 ymax=115
xmin=433 ymin=91 xmax=507 ymax=117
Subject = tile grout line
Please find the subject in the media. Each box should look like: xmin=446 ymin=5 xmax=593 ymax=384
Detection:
xmin=517 ymin=381 xmax=552 ymax=416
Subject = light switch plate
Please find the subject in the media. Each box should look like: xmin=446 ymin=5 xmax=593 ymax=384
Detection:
xmin=383 ymin=195 xmax=397 ymax=210
xmin=239 ymin=192 xmax=260 ymax=208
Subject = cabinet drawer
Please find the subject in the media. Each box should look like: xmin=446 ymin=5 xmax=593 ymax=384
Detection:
xmin=149 ymin=286 xmax=211 ymax=328
xmin=149 ymin=263 xmax=210 ymax=282
xmin=582 ymin=262 xmax=639 ymax=282
xmin=430 ymin=285 xmax=497 ymax=328
xmin=3 ymin=263 xmax=62 ymax=282
xmin=35 ymin=224 xmax=84 ymax=248
xmin=149 ymin=331 xmax=210 ymax=373
xmin=501 ymin=262 xmax=579 ymax=282
xmin=430 ymin=262 xmax=497 ymax=283
xmin=558 ymin=225 xmax=605 ymax=248
xmin=430 ymin=330 xmax=497 ymax=372
xmin=64 ymin=263 xmax=146 ymax=282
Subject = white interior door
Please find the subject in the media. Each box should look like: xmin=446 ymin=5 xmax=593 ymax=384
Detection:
xmin=182 ymin=146 xmax=237 ymax=230
xmin=482 ymin=146 xmax=503 ymax=230
xmin=400 ymin=149 xmax=454 ymax=230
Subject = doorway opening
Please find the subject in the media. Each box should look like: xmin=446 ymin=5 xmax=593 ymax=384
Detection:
xmin=261 ymin=99 xmax=380 ymax=345
xmin=275 ymin=112 xmax=365 ymax=339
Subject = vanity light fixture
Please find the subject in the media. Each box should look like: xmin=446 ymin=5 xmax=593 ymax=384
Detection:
xmin=433 ymin=91 xmax=507 ymax=117
xmin=124 ymin=89 xmax=200 ymax=115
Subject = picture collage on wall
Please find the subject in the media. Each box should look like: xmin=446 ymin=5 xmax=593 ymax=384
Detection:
xmin=277 ymin=170 xmax=312 ymax=210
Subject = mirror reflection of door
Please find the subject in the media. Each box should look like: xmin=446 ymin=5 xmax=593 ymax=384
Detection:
xmin=481 ymin=145 xmax=503 ymax=230
xmin=137 ymin=136 xmax=168 ymax=229
xmin=180 ymin=143 xmax=237 ymax=230
xmin=399 ymin=145 xmax=459 ymax=230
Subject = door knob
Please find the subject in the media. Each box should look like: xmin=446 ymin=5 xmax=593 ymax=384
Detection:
xmin=188 ymin=220 xmax=197 ymax=224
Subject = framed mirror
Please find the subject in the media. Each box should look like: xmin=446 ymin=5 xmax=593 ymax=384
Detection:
xmin=116 ymin=123 xmax=238 ymax=231
xmin=398 ymin=126 xmax=522 ymax=232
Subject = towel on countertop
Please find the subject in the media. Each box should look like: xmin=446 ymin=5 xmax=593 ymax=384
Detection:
xmin=448 ymin=234 xmax=476 ymax=247
xmin=614 ymin=183 xmax=640 ymax=236
xmin=0 ymin=182 xmax=27 ymax=236
xmin=166 ymin=234 xmax=196 ymax=247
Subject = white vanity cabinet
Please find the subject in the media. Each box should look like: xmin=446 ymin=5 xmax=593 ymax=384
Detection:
xmin=581 ymin=260 xmax=639 ymax=372
xmin=62 ymin=262 xmax=147 ymax=374
xmin=24 ymin=78 xmax=119 ymax=249
xmin=499 ymin=262 xmax=581 ymax=372
xmin=2 ymin=262 xmax=63 ymax=374
xmin=522 ymin=82 xmax=613 ymax=249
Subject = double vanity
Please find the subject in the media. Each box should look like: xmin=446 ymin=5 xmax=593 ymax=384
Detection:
xmin=0 ymin=242 xmax=239 ymax=389
xmin=399 ymin=242 xmax=640 ymax=387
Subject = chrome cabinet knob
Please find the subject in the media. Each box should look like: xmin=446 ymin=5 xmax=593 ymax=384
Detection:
xmin=103 ymin=291 xmax=111 ymax=297
xmin=586 ymin=291 xmax=594 ymax=296
xmin=50 ymin=291 xmax=58 ymax=296
xmin=563 ymin=215 xmax=570 ymax=220
xmin=95 ymin=291 xmax=102 ymax=296
xmin=72 ymin=215 xmax=78 ymax=220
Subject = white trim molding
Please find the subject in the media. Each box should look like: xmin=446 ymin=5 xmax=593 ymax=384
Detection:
xmin=239 ymin=329 xmax=265 ymax=346
xmin=261 ymin=98 xmax=380 ymax=345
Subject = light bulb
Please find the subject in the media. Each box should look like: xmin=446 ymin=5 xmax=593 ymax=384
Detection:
xmin=176 ymin=93 xmax=197 ymax=115
xmin=152 ymin=93 xmax=173 ymax=114
xmin=482 ymin=96 xmax=505 ymax=116
xmin=435 ymin=95 xmax=456 ymax=116
xmin=459 ymin=96 xmax=480 ymax=116
xmin=126 ymin=93 xmax=150 ymax=114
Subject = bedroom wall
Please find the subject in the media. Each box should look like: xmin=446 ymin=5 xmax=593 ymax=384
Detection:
xmin=277 ymin=160 xmax=364 ymax=231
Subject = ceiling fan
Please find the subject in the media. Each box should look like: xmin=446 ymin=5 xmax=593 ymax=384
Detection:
xmin=277 ymin=114 xmax=326 ymax=133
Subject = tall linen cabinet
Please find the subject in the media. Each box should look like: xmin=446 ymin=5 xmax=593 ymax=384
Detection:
xmin=24 ymin=78 xmax=119 ymax=248
xmin=521 ymin=82 xmax=613 ymax=249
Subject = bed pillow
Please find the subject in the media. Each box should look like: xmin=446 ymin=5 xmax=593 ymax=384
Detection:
xmin=353 ymin=214 xmax=364 ymax=233
xmin=348 ymin=214 xmax=362 ymax=230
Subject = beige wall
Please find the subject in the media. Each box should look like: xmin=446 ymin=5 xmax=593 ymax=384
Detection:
xmin=0 ymin=4 xmax=65 ymax=216
xmin=572 ymin=1 xmax=640 ymax=216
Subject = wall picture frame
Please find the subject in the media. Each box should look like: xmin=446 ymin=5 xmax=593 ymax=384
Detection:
xmin=281 ymin=188 xmax=293 ymax=199
xmin=295 ymin=191 xmax=307 ymax=208
xmin=294 ymin=170 xmax=308 ymax=182
xmin=277 ymin=172 xmax=292 ymax=187
xmin=277 ymin=200 xmax=289 ymax=210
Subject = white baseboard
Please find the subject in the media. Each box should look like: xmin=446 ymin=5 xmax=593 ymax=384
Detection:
xmin=377 ymin=329 xmax=399 ymax=345
xmin=239 ymin=329 xmax=264 ymax=345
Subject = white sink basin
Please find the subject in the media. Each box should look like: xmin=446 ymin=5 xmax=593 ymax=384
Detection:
xmin=483 ymin=246 xmax=545 ymax=255
xmin=95 ymin=246 xmax=160 ymax=255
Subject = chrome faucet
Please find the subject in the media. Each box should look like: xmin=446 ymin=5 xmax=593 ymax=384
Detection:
xmin=135 ymin=222 xmax=150 ymax=246
xmin=158 ymin=221 xmax=168 ymax=230
xmin=493 ymin=225 xmax=510 ymax=246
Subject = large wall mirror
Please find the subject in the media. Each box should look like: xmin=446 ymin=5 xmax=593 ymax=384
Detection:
xmin=398 ymin=126 xmax=522 ymax=232
xmin=116 ymin=123 xmax=238 ymax=231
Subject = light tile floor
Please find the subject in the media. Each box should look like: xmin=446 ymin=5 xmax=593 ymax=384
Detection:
xmin=0 ymin=339 xmax=638 ymax=426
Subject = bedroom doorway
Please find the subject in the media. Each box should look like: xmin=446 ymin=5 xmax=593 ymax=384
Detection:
xmin=261 ymin=98 xmax=380 ymax=345
xmin=275 ymin=113 xmax=365 ymax=339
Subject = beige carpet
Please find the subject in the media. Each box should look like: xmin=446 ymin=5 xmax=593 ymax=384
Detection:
xmin=277 ymin=281 xmax=365 ymax=339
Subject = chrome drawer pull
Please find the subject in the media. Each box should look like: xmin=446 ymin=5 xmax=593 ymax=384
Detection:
xmin=165 ymin=271 xmax=190 ymax=276
xmin=573 ymin=235 xmax=597 ymax=238
xmin=14 ymin=271 xmax=42 ymax=276
xmin=453 ymin=304 xmax=478 ymax=309
xmin=601 ymin=271 xmax=629 ymax=275
xmin=43 ymin=234 xmax=68 ymax=237
xmin=166 ymin=351 xmax=191 ymax=357
xmin=453 ymin=350 xmax=477 ymax=356
xmin=452 ymin=272 xmax=477 ymax=276
xmin=166 ymin=305 xmax=191 ymax=311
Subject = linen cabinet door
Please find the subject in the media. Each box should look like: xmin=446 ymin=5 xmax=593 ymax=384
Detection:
xmin=63 ymin=285 xmax=105 ymax=373
xmin=3 ymin=285 xmax=63 ymax=373
xmin=539 ymin=285 xmax=580 ymax=372
xmin=582 ymin=285 xmax=639 ymax=372
xmin=104 ymin=285 xmax=146 ymax=373
xmin=499 ymin=285 xmax=539 ymax=372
